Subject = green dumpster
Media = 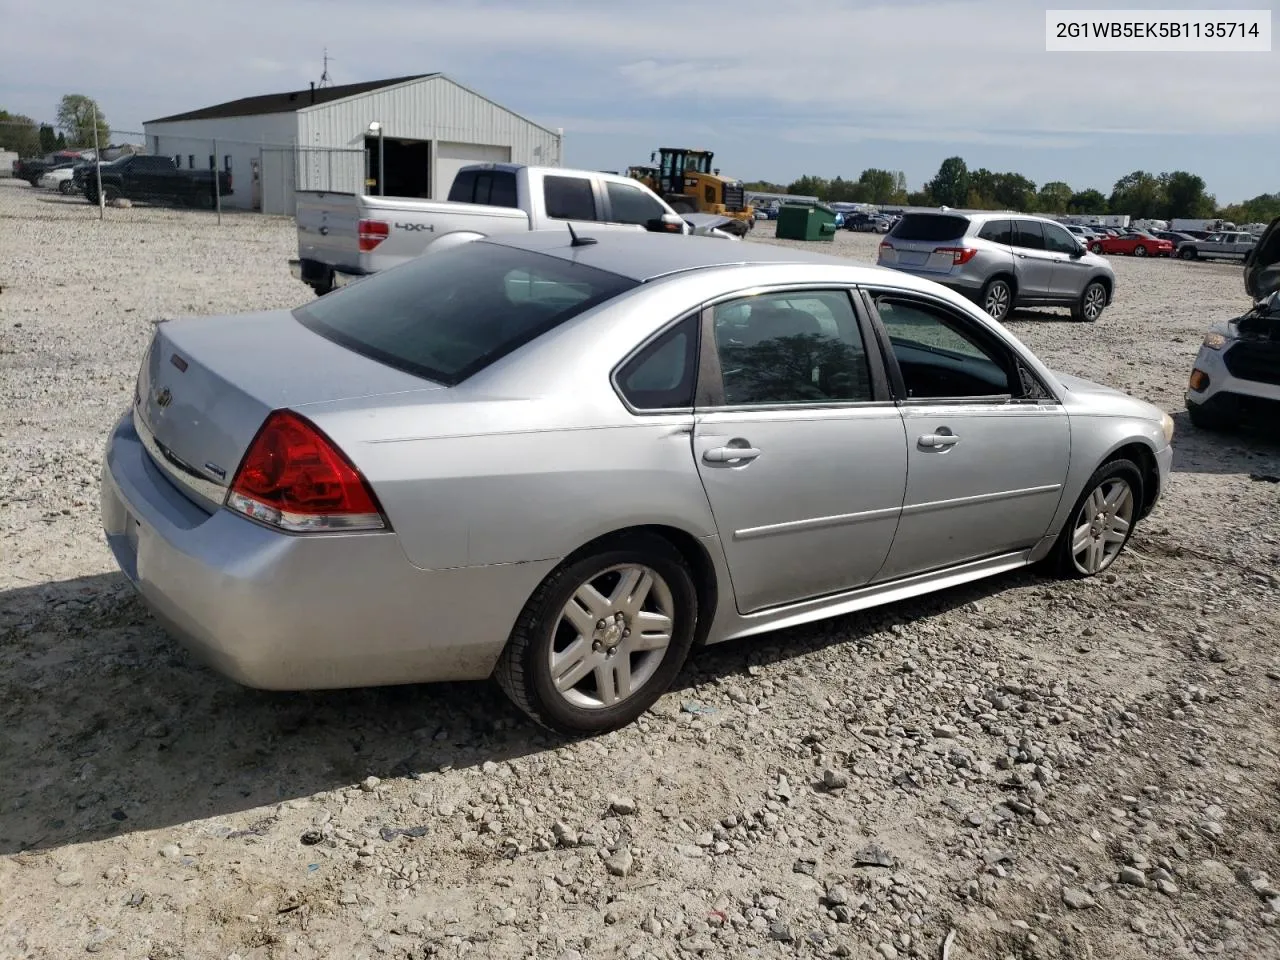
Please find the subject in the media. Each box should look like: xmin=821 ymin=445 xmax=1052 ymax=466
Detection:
xmin=775 ymin=203 xmax=839 ymax=242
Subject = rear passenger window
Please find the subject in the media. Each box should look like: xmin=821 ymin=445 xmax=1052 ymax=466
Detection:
xmin=616 ymin=315 xmax=698 ymax=410
xmin=544 ymin=176 xmax=597 ymax=220
xmin=1014 ymin=220 xmax=1045 ymax=250
xmin=977 ymin=219 xmax=1012 ymax=245
xmin=708 ymin=290 xmax=872 ymax=406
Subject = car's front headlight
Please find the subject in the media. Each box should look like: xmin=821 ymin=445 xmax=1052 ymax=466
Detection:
xmin=1202 ymin=331 xmax=1229 ymax=350
xmin=1160 ymin=411 xmax=1175 ymax=445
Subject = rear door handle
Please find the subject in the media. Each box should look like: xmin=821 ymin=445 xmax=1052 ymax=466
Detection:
xmin=918 ymin=433 xmax=960 ymax=449
xmin=703 ymin=445 xmax=761 ymax=463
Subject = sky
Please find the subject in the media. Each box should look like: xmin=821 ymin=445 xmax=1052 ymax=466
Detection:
xmin=2 ymin=0 xmax=1277 ymax=203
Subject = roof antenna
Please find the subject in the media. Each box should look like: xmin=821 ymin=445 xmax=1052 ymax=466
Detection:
xmin=319 ymin=48 xmax=334 ymax=88
xmin=566 ymin=222 xmax=597 ymax=247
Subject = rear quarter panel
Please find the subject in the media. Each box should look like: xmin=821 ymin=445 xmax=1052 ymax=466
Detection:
xmin=308 ymin=395 xmax=717 ymax=572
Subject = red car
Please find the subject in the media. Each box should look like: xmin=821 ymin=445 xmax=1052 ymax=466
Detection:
xmin=1088 ymin=232 xmax=1175 ymax=257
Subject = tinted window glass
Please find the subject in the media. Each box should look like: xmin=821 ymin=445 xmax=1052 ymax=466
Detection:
xmin=294 ymin=244 xmax=637 ymax=386
xmin=1042 ymin=222 xmax=1079 ymax=254
xmin=616 ymin=315 xmax=698 ymax=410
xmin=977 ymin=219 xmax=1012 ymax=244
xmin=448 ymin=170 xmax=518 ymax=207
xmin=1014 ymin=220 xmax=1045 ymax=250
xmin=544 ymin=176 xmax=597 ymax=220
xmin=605 ymin=181 xmax=668 ymax=226
xmin=709 ymin=290 xmax=872 ymax=406
xmin=890 ymin=214 xmax=970 ymax=242
xmin=874 ymin=298 xmax=1014 ymax=399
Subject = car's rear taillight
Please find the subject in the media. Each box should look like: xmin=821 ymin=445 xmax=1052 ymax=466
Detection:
xmin=225 ymin=410 xmax=388 ymax=533
xmin=878 ymin=240 xmax=893 ymax=254
xmin=358 ymin=219 xmax=390 ymax=252
xmin=934 ymin=246 xmax=978 ymax=265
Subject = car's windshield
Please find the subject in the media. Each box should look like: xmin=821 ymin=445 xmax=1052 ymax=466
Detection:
xmin=293 ymin=243 xmax=638 ymax=386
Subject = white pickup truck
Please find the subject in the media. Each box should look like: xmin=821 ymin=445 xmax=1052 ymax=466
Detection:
xmin=289 ymin=163 xmax=735 ymax=296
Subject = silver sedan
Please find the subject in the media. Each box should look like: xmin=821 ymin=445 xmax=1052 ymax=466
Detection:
xmin=101 ymin=231 xmax=1175 ymax=734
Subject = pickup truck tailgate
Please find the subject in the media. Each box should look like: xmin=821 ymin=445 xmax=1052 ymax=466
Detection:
xmin=297 ymin=192 xmax=362 ymax=270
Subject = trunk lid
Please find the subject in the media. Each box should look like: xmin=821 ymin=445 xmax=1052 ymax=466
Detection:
xmin=135 ymin=309 xmax=440 ymax=510
xmin=1244 ymin=215 xmax=1280 ymax=301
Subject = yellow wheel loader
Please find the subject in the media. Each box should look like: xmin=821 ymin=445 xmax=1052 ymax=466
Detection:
xmin=627 ymin=148 xmax=754 ymax=237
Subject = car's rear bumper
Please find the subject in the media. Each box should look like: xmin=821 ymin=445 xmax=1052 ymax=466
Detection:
xmin=100 ymin=412 xmax=555 ymax=691
xmin=876 ymin=262 xmax=983 ymax=294
xmin=289 ymin=259 xmax=364 ymax=288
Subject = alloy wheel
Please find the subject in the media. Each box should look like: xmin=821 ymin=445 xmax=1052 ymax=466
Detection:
xmin=1070 ymin=478 xmax=1134 ymax=575
xmin=548 ymin=564 xmax=674 ymax=710
xmin=983 ymin=282 xmax=1011 ymax=321
xmin=1082 ymin=284 xmax=1106 ymax=321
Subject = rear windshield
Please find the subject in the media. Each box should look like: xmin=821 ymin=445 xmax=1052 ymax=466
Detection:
xmin=890 ymin=213 xmax=970 ymax=242
xmin=293 ymin=244 xmax=638 ymax=386
xmin=447 ymin=169 xmax=518 ymax=208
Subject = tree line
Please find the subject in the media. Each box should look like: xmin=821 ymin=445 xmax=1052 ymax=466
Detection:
xmin=0 ymin=95 xmax=112 ymax=158
xmin=746 ymin=154 xmax=1280 ymax=227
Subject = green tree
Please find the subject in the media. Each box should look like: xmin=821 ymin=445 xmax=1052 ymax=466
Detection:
xmin=856 ymin=168 xmax=903 ymax=204
xmin=991 ymin=173 xmax=1037 ymax=211
xmin=56 ymin=94 xmax=109 ymax=148
xmin=1218 ymin=192 xmax=1280 ymax=225
xmin=1067 ymin=189 xmax=1107 ymax=213
xmin=38 ymin=123 xmax=58 ymax=154
xmin=1160 ymin=171 xmax=1215 ymax=219
xmin=786 ymin=175 xmax=829 ymax=198
xmin=1037 ymin=181 xmax=1074 ymax=213
xmin=926 ymin=156 xmax=969 ymax=207
xmin=906 ymin=189 xmax=932 ymax=206
xmin=0 ymin=110 xmax=41 ymax=157
xmin=1108 ymin=171 xmax=1166 ymax=219
xmin=743 ymin=180 xmax=788 ymax=193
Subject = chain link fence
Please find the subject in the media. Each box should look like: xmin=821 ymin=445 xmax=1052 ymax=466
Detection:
xmin=2 ymin=120 xmax=366 ymax=220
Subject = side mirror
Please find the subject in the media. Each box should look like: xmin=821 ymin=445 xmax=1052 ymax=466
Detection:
xmin=646 ymin=213 xmax=686 ymax=234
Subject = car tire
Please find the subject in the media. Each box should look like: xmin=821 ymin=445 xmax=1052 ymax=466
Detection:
xmin=1090 ymin=242 xmax=1104 ymax=253
xmin=58 ymin=180 xmax=75 ymax=195
xmin=1072 ymin=281 xmax=1108 ymax=322
xmin=102 ymin=185 xmax=121 ymax=204
xmin=981 ymin=278 xmax=1013 ymax=322
xmin=1179 ymin=247 xmax=1197 ymax=260
xmin=494 ymin=533 xmax=698 ymax=736
xmin=1045 ymin=458 xmax=1143 ymax=580
xmin=1186 ymin=399 xmax=1236 ymax=433
xmin=1134 ymin=244 xmax=1147 ymax=257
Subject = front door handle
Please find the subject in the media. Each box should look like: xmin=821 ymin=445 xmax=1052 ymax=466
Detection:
xmin=918 ymin=433 xmax=961 ymax=449
xmin=703 ymin=445 xmax=761 ymax=463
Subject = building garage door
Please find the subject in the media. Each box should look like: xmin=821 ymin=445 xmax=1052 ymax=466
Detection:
xmin=434 ymin=142 xmax=513 ymax=199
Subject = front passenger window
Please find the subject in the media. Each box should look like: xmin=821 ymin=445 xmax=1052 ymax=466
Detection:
xmin=1042 ymin=222 xmax=1080 ymax=254
xmin=874 ymin=298 xmax=1015 ymax=400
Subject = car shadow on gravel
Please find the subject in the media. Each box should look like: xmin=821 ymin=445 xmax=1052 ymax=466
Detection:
xmin=0 ymin=565 xmax=1030 ymax=855
xmin=1170 ymin=410 xmax=1280 ymax=476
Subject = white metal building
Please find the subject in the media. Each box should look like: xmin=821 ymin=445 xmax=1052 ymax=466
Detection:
xmin=143 ymin=74 xmax=563 ymax=215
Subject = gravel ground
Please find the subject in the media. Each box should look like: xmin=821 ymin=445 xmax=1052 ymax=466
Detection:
xmin=1 ymin=179 xmax=1278 ymax=960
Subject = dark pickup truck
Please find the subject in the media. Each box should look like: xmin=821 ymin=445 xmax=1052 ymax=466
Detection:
xmin=83 ymin=155 xmax=233 ymax=207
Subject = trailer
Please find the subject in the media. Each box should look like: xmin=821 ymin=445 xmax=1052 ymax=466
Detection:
xmin=1170 ymin=218 xmax=1236 ymax=233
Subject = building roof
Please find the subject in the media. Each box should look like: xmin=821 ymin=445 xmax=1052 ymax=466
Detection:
xmin=145 ymin=74 xmax=438 ymax=124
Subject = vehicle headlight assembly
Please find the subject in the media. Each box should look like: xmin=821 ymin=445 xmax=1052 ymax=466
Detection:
xmin=1201 ymin=331 xmax=1229 ymax=351
xmin=1160 ymin=411 xmax=1175 ymax=444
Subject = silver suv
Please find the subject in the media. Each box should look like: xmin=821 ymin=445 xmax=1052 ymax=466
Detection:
xmin=876 ymin=212 xmax=1117 ymax=323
